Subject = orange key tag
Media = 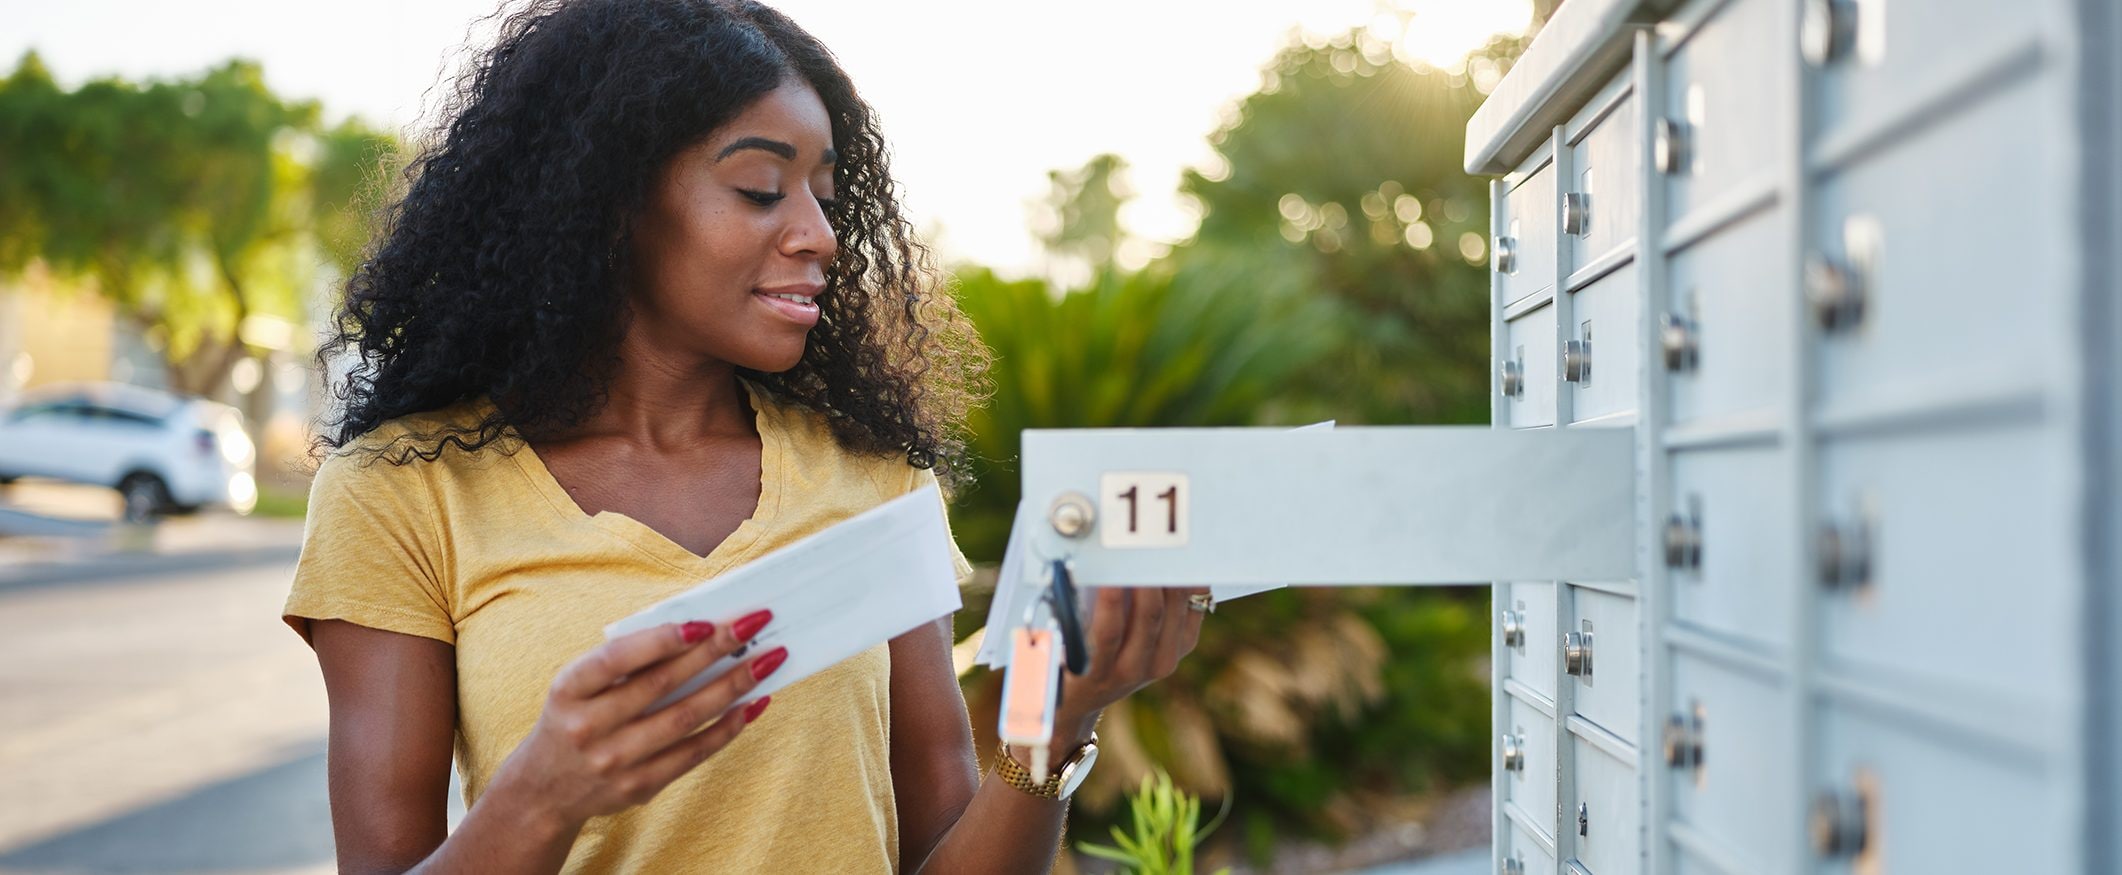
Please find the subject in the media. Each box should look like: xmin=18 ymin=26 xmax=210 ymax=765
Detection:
xmin=1000 ymin=624 xmax=1061 ymax=781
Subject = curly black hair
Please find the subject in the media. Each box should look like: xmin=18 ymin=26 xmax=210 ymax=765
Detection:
xmin=318 ymin=0 xmax=988 ymax=485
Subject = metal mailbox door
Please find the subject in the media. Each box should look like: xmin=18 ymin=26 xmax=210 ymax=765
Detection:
xmin=1016 ymin=426 xmax=1635 ymax=588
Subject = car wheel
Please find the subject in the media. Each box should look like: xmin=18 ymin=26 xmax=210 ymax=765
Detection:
xmin=118 ymin=473 xmax=170 ymax=524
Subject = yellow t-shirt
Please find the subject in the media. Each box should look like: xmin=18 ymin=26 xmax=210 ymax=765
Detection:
xmin=283 ymin=381 xmax=973 ymax=873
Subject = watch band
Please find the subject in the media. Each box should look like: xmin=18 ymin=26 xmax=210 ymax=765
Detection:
xmin=994 ymin=737 xmax=1091 ymax=799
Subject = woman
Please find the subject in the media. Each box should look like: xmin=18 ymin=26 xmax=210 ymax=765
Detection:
xmin=284 ymin=1 xmax=1209 ymax=872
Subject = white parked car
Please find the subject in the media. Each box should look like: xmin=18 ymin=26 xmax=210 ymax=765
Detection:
xmin=0 ymin=382 xmax=258 ymax=522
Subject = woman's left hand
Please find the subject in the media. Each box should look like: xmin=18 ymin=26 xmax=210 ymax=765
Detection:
xmin=1048 ymin=586 xmax=1211 ymax=745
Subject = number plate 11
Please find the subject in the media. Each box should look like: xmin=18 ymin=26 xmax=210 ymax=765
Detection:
xmin=1099 ymin=472 xmax=1190 ymax=548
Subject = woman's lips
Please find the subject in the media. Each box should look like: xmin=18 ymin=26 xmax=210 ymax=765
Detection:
xmin=753 ymin=291 xmax=821 ymax=327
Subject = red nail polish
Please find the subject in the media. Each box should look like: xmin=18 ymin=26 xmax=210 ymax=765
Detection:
xmin=750 ymin=646 xmax=789 ymax=681
xmin=743 ymin=696 xmax=772 ymax=723
xmin=732 ymin=609 xmax=773 ymax=641
xmin=680 ymin=621 xmax=715 ymax=644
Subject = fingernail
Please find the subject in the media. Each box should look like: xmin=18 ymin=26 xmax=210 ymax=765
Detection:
xmin=732 ymin=609 xmax=774 ymax=641
xmin=743 ymin=696 xmax=772 ymax=723
xmin=680 ymin=621 xmax=715 ymax=644
xmin=750 ymin=646 xmax=789 ymax=681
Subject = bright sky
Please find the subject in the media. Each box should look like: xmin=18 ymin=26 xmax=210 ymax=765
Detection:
xmin=0 ymin=0 xmax=1529 ymax=277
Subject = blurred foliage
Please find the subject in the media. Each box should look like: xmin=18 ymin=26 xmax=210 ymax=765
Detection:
xmin=948 ymin=263 xmax=1335 ymax=564
xmin=949 ymin=28 xmax=1527 ymax=860
xmin=310 ymin=119 xmax=405 ymax=277
xmin=1175 ymin=29 xmax=1527 ymax=427
xmin=0 ymin=52 xmax=399 ymax=395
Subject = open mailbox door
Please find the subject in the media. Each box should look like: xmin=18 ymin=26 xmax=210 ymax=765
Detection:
xmin=982 ymin=425 xmax=1636 ymax=777
xmin=1017 ymin=425 xmax=1634 ymax=586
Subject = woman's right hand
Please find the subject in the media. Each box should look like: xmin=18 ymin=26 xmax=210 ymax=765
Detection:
xmin=489 ymin=610 xmax=786 ymax=830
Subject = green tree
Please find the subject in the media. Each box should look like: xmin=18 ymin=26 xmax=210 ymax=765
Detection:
xmin=309 ymin=118 xmax=402 ymax=277
xmin=1032 ymin=152 xmax=1132 ymax=280
xmin=1176 ymin=31 xmax=1527 ymax=426
xmin=0 ymin=53 xmax=399 ymax=395
xmin=0 ymin=52 xmax=61 ymax=273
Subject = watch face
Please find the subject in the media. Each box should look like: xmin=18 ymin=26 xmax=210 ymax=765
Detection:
xmin=1058 ymin=743 xmax=1099 ymax=799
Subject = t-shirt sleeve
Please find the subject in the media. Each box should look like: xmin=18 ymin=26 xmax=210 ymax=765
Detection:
xmin=908 ymin=466 xmax=978 ymax=588
xmin=282 ymin=449 xmax=456 ymax=646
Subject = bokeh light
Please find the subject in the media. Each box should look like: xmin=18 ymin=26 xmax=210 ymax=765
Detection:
xmin=1393 ymin=0 xmax=1533 ymax=71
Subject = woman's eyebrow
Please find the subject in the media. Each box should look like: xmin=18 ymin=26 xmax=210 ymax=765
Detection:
xmin=714 ymin=136 xmax=838 ymax=165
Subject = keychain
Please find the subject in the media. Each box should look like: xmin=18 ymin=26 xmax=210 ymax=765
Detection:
xmin=997 ymin=559 xmax=1091 ymax=782
xmin=998 ymin=612 xmax=1061 ymax=781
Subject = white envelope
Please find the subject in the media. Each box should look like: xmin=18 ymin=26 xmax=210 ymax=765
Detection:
xmin=606 ymin=484 xmax=963 ymax=714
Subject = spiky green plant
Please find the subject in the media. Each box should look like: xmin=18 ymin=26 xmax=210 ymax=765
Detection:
xmin=1076 ymin=770 xmax=1232 ymax=875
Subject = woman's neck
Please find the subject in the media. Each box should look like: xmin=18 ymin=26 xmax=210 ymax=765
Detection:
xmin=570 ymin=334 xmax=755 ymax=451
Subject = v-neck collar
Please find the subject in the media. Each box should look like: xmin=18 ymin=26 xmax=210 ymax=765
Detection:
xmin=505 ymin=378 xmax=785 ymax=578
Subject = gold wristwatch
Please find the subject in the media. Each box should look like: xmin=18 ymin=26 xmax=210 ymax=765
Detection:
xmin=995 ymin=734 xmax=1099 ymax=800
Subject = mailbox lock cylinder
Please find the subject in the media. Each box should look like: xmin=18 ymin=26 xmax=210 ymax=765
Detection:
xmin=1653 ymin=117 xmax=1689 ymax=175
xmin=1500 ymin=610 xmax=1526 ymax=648
xmin=1562 ymin=339 xmax=1592 ymax=383
xmin=1663 ymin=701 xmax=1706 ymax=772
xmin=1805 ymin=252 xmax=1865 ymax=332
xmin=1807 ymin=215 xmax=1882 ymax=333
xmin=1500 ymin=357 xmax=1526 ymax=399
xmin=1664 ymin=506 xmax=1703 ymax=571
xmin=1801 ymin=0 xmax=1860 ymax=67
xmin=1500 ymin=733 xmax=1527 ymax=773
xmin=1048 ymin=492 xmax=1096 ymax=539
xmin=1563 ymin=626 xmax=1594 ymax=677
xmin=1563 ymin=193 xmax=1591 ymax=237
xmin=1817 ymin=515 xmax=1873 ymax=591
xmin=1660 ymin=312 xmax=1699 ymax=373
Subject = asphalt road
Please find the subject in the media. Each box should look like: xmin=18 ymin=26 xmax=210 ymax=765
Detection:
xmin=0 ymin=550 xmax=337 ymax=875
